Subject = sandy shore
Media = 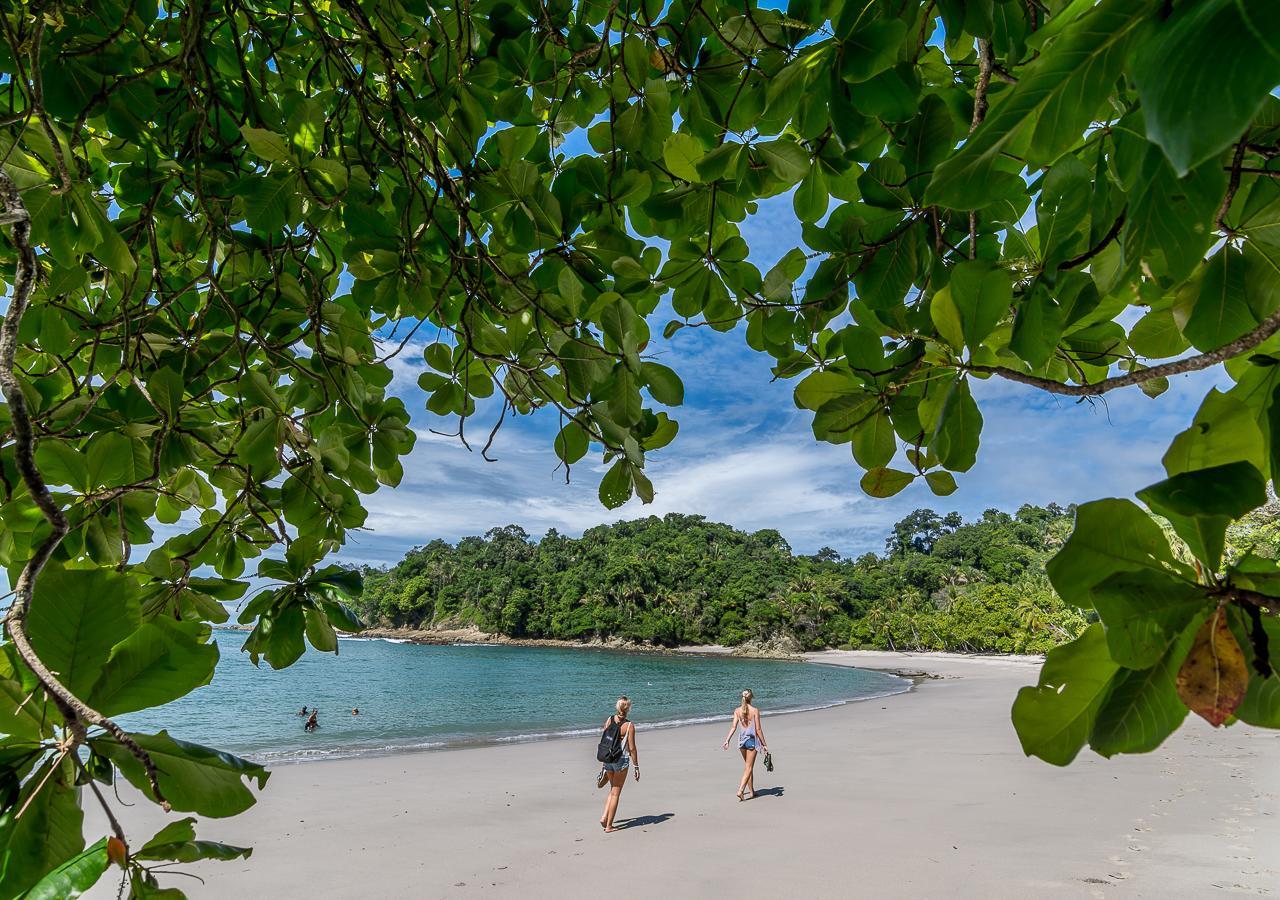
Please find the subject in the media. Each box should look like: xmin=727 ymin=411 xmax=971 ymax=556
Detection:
xmin=85 ymin=651 xmax=1278 ymax=898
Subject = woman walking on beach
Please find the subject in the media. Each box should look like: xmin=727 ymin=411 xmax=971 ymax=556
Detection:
xmin=723 ymin=689 xmax=768 ymax=801
xmin=598 ymin=697 xmax=639 ymax=833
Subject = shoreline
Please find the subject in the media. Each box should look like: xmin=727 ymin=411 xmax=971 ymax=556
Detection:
xmin=84 ymin=649 xmax=1278 ymax=898
xmin=236 ymin=648 xmax=925 ymax=766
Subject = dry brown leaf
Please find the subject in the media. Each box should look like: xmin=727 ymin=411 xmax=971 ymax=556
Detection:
xmin=1176 ymin=608 xmax=1248 ymax=727
xmin=107 ymin=835 xmax=128 ymax=867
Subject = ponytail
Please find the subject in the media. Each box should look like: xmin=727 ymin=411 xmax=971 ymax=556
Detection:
xmin=740 ymin=689 xmax=753 ymax=719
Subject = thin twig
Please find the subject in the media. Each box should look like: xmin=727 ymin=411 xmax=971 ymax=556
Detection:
xmin=1216 ymin=136 xmax=1249 ymax=235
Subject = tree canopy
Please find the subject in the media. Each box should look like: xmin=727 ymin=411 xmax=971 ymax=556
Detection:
xmin=356 ymin=506 xmax=1088 ymax=652
xmin=1 ymin=0 xmax=1279 ymax=895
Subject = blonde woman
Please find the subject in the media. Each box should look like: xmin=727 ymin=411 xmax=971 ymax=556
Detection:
xmin=598 ymin=697 xmax=639 ymax=833
xmin=722 ymin=689 xmax=767 ymax=801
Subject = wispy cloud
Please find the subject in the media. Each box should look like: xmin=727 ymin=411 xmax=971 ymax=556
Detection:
xmin=338 ymin=335 xmax=1216 ymax=569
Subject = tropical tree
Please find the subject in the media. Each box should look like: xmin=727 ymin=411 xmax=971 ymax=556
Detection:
xmin=1 ymin=0 xmax=1280 ymax=895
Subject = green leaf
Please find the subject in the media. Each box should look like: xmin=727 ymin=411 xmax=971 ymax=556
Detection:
xmin=1046 ymin=499 xmax=1189 ymax=608
xmin=948 ymin=260 xmax=1012 ymax=350
xmin=754 ymin=140 xmax=810 ymax=187
xmin=317 ymin=597 xmax=364 ymax=634
xmin=1011 ymin=624 xmax=1119 ymax=766
xmin=641 ymin=362 xmax=684 ymax=406
xmin=924 ymin=470 xmax=958 ymax=496
xmin=929 ymin=285 xmax=964 ymax=353
xmin=1136 ymin=461 xmax=1268 ymax=568
xmin=926 ymin=0 xmax=1152 ymax=208
xmin=1088 ymin=570 xmax=1211 ymax=669
xmin=1179 ymin=246 xmax=1280 ymax=353
xmin=33 ymin=441 xmax=90 ymax=492
xmin=88 ymin=619 xmax=219 ymax=717
xmin=855 ymin=223 xmax=922 ymax=309
xmin=85 ymin=431 xmax=138 ymax=490
xmin=21 ymin=838 xmax=109 ymax=900
xmin=602 ymin=364 xmax=643 ymax=426
xmin=662 ymin=134 xmax=703 ymax=183
xmin=793 ymin=166 xmax=829 ymax=223
xmin=266 ymin=601 xmax=306 ymax=669
xmin=92 ymin=730 xmax=270 ymax=818
xmin=240 ymin=126 xmax=292 ymax=163
xmin=859 ymin=466 xmax=914 ymax=497
xmin=812 ymin=393 xmax=879 ymax=443
xmin=242 ymin=172 xmax=298 ymax=232
xmin=0 ymin=768 xmax=84 ymax=897
xmin=1131 ymin=0 xmax=1280 ymax=175
xmin=840 ymin=18 xmax=907 ymax=83
xmin=27 ymin=567 xmax=140 ymax=697
xmin=1089 ymin=613 xmax=1203 ymax=757
xmin=599 ymin=459 xmax=633 ymax=509
xmin=554 ymin=422 xmax=589 ymax=465
xmin=308 ymin=564 xmax=362 ymax=598
xmin=851 ymin=411 xmax=896 ymax=469
xmin=1127 ymin=308 xmax=1189 ymax=359
xmin=1009 ymin=285 xmax=1066 ymax=369
xmin=1162 ymin=389 xmax=1266 ymax=477
xmin=931 ymin=377 xmax=982 ymax=473
xmin=236 ymin=415 xmax=282 ymax=475
xmin=1236 ymin=616 xmax=1280 ymax=727
xmin=304 ymin=605 xmax=338 ymax=652
xmin=794 ymin=371 xmax=856 ymax=412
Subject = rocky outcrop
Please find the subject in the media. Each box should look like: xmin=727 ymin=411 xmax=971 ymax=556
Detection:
xmin=355 ymin=626 xmax=671 ymax=654
xmin=728 ymin=633 xmax=805 ymax=660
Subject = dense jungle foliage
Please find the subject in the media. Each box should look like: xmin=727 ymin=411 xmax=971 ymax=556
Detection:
xmin=357 ymin=505 xmax=1092 ymax=653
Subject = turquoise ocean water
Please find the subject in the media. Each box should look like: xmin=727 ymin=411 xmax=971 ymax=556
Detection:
xmin=120 ymin=630 xmax=910 ymax=763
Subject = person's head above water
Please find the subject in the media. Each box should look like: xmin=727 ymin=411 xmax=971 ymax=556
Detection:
xmin=615 ymin=696 xmax=631 ymax=718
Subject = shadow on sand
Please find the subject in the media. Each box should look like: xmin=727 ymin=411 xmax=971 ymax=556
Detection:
xmin=615 ymin=813 xmax=675 ymax=830
xmin=749 ymin=786 xmax=784 ymax=799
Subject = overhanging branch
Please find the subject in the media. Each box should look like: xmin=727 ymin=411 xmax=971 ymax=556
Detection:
xmin=0 ymin=170 xmax=170 ymax=810
xmin=964 ymin=304 xmax=1280 ymax=397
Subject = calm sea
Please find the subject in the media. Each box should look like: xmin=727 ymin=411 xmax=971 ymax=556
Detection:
xmin=119 ymin=630 xmax=910 ymax=763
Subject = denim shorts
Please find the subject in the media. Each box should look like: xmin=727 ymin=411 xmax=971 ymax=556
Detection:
xmin=603 ymin=759 xmax=629 ymax=772
xmin=740 ymin=736 xmax=757 ymax=751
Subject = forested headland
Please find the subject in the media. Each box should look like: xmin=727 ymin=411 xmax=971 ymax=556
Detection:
xmin=357 ymin=505 xmax=1095 ymax=653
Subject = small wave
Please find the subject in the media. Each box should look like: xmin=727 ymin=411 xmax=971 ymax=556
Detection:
xmin=335 ymin=635 xmax=412 ymax=644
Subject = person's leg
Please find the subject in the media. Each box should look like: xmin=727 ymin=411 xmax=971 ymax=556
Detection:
xmin=603 ymin=770 xmax=626 ymax=832
xmin=600 ymin=770 xmax=610 ymax=827
xmin=737 ymin=748 xmax=751 ymax=799
xmin=744 ymin=748 xmax=757 ymax=797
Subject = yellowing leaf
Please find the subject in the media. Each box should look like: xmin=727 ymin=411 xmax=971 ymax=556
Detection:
xmin=1176 ymin=609 xmax=1248 ymax=727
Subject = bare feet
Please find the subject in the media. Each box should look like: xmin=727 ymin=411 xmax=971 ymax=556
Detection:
xmin=604 ymin=826 xmax=618 ymax=833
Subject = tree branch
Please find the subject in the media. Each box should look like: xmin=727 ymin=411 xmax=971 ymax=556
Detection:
xmin=967 ymin=39 xmax=993 ymax=259
xmin=964 ymin=303 xmax=1280 ymax=396
xmin=1217 ymin=136 xmax=1249 ymax=234
xmin=1059 ymin=210 xmax=1125 ymax=270
xmin=0 ymin=170 xmax=169 ymax=810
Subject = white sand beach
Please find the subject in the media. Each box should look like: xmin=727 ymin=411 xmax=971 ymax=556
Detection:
xmin=87 ymin=652 xmax=1279 ymax=898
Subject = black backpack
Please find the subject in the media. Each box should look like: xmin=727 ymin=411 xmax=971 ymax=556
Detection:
xmin=596 ymin=716 xmax=624 ymax=763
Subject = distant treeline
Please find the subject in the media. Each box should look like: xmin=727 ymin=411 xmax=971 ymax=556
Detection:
xmin=355 ymin=505 xmax=1094 ymax=654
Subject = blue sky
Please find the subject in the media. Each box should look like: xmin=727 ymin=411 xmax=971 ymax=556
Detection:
xmin=343 ymin=192 xmax=1219 ymax=569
